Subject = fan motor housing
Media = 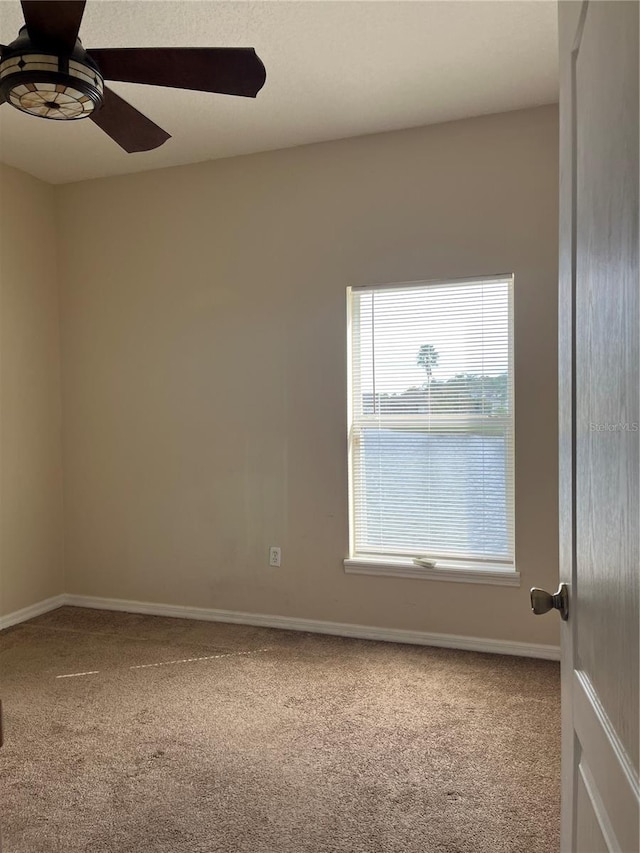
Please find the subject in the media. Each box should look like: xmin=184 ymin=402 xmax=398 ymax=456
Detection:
xmin=0 ymin=27 xmax=103 ymax=120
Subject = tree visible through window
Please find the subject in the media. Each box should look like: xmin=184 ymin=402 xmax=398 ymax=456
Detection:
xmin=347 ymin=275 xmax=514 ymax=568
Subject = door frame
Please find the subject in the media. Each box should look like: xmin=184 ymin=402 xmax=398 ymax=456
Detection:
xmin=558 ymin=2 xmax=588 ymax=847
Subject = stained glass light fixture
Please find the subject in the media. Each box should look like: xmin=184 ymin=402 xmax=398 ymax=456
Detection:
xmin=0 ymin=26 xmax=103 ymax=120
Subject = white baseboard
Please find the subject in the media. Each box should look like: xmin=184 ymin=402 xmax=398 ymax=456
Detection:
xmin=0 ymin=592 xmax=560 ymax=661
xmin=0 ymin=594 xmax=67 ymax=631
xmin=64 ymin=594 xmax=560 ymax=661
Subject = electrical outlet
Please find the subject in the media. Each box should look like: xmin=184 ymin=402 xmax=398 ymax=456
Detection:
xmin=269 ymin=546 xmax=281 ymax=567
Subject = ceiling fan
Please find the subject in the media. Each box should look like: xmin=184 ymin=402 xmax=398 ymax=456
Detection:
xmin=0 ymin=1 xmax=266 ymax=152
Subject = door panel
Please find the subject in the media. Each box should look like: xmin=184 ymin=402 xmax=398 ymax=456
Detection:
xmin=558 ymin=1 xmax=640 ymax=851
xmin=574 ymin=672 xmax=639 ymax=852
xmin=575 ymin=0 xmax=639 ymax=767
xmin=576 ymin=767 xmax=609 ymax=853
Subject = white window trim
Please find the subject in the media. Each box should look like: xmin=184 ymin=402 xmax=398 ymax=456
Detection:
xmin=345 ymin=273 xmax=517 ymax=585
xmin=343 ymin=556 xmax=520 ymax=586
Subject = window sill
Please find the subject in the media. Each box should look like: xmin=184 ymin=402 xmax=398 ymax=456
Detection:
xmin=343 ymin=557 xmax=520 ymax=587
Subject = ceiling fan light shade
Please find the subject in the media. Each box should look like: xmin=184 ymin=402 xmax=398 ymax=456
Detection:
xmin=7 ymin=81 xmax=99 ymax=119
xmin=0 ymin=32 xmax=103 ymax=120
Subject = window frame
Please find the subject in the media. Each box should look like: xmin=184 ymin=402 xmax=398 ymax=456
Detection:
xmin=345 ymin=274 xmax=519 ymax=587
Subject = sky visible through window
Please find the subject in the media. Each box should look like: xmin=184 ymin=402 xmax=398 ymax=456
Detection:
xmin=356 ymin=279 xmax=510 ymax=397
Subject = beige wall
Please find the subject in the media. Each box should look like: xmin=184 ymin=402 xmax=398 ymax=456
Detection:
xmin=0 ymin=164 xmax=64 ymax=616
xmin=57 ymin=104 xmax=560 ymax=645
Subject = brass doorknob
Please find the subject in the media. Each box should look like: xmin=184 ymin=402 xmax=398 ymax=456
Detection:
xmin=530 ymin=583 xmax=569 ymax=621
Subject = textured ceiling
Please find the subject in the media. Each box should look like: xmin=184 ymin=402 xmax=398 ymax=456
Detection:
xmin=0 ymin=1 xmax=558 ymax=184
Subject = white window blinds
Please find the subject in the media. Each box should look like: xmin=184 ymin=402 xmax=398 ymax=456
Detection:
xmin=347 ymin=276 xmax=514 ymax=567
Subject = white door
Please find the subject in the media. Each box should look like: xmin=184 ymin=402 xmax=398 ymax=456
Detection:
xmin=555 ymin=2 xmax=639 ymax=851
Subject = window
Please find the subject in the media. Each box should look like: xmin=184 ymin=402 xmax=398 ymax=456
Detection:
xmin=346 ymin=275 xmax=516 ymax=584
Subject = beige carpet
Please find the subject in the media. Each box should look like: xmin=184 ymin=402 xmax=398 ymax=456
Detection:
xmin=0 ymin=607 xmax=560 ymax=853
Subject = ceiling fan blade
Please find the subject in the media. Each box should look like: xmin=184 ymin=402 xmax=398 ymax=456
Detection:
xmin=90 ymin=87 xmax=170 ymax=153
xmin=21 ymin=1 xmax=86 ymax=52
xmin=88 ymin=47 xmax=266 ymax=97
